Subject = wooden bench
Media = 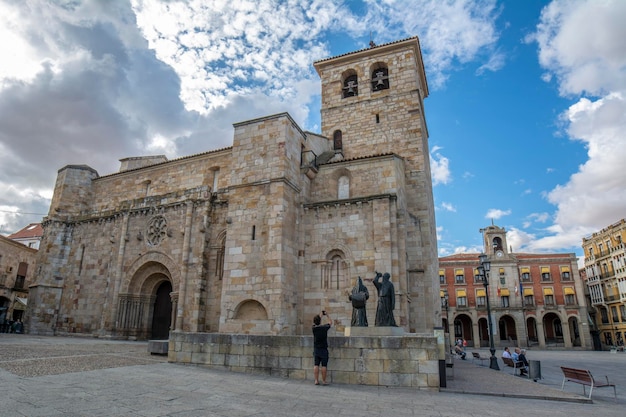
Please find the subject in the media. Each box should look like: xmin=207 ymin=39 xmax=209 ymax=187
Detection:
xmin=502 ymin=356 xmax=527 ymax=377
xmin=471 ymin=352 xmax=489 ymax=366
xmin=560 ymin=366 xmax=617 ymax=401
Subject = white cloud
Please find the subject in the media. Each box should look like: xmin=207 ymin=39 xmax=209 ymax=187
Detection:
xmin=527 ymin=212 xmax=550 ymax=224
xmin=131 ymin=0 xmax=336 ymax=114
xmin=0 ymin=3 xmax=42 ymax=86
xmin=376 ymin=0 xmax=501 ymax=88
xmin=505 ymin=227 xmax=536 ymax=253
xmin=0 ymin=0 xmax=507 ymax=234
xmin=430 ymin=148 xmax=451 ymax=186
xmin=485 ymin=208 xmax=511 ymax=220
xmin=438 ymin=244 xmax=483 ymax=256
xmin=476 ymin=49 xmax=506 ymax=74
xmin=523 ymin=0 xmax=626 ymax=252
xmin=436 ymin=225 xmax=443 ymax=241
xmin=441 ymin=202 xmax=456 ymax=212
xmin=548 ymin=92 xmax=626 ymax=230
xmin=533 ymin=0 xmax=626 ymax=96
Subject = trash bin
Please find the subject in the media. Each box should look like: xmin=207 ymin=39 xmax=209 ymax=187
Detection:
xmin=528 ymin=360 xmax=541 ymax=380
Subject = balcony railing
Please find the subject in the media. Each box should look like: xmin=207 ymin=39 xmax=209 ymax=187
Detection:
xmin=599 ymin=271 xmax=616 ymax=280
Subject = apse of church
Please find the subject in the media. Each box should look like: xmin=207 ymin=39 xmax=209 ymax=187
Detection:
xmin=25 ymin=37 xmax=439 ymax=339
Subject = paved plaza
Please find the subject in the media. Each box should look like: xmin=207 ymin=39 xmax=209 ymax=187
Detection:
xmin=0 ymin=334 xmax=624 ymax=416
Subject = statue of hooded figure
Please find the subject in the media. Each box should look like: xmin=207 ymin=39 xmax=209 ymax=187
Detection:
xmin=373 ymin=272 xmax=397 ymax=327
xmin=348 ymin=276 xmax=369 ymax=326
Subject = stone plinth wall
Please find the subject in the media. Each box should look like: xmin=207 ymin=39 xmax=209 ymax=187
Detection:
xmin=169 ymin=332 xmax=440 ymax=389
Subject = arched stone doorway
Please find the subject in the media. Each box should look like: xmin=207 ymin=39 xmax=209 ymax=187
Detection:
xmin=0 ymin=297 xmax=9 ymax=332
xmin=151 ymin=281 xmax=173 ymax=340
xmin=118 ymin=258 xmax=175 ymax=340
xmin=543 ymin=312 xmax=564 ymax=346
xmin=568 ymin=316 xmax=581 ymax=347
xmin=526 ymin=317 xmax=538 ymax=347
xmin=498 ymin=315 xmax=517 ymax=344
xmin=454 ymin=314 xmax=473 ymax=346
xmin=478 ymin=317 xmax=489 ymax=347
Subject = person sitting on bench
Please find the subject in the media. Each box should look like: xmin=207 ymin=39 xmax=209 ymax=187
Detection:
xmin=513 ymin=347 xmax=529 ymax=376
xmin=454 ymin=341 xmax=466 ymax=360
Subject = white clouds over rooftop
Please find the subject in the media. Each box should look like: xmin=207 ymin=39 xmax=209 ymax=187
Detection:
xmin=528 ymin=0 xmax=626 ymax=251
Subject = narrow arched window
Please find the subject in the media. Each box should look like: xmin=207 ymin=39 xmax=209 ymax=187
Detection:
xmin=333 ymin=130 xmax=343 ymax=151
xmin=338 ymin=176 xmax=349 ymax=199
xmin=321 ymin=250 xmax=347 ymax=289
xmin=215 ymin=232 xmax=226 ymax=280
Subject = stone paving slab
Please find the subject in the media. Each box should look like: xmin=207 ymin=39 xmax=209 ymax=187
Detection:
xmin=443 ymin=356 xmax=589 ymax=402
xmin=0 ymin=335 xmax=166 ymax=377
xmin=1 ymin=335 xmax=624 ymax=416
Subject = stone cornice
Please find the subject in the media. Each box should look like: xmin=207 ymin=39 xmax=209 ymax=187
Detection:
xmin=303 ymin=193 xmax=396 ymax=210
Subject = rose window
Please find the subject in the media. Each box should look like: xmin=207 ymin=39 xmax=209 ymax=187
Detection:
xmin=146 ymin=215 xmax=167 ymax=246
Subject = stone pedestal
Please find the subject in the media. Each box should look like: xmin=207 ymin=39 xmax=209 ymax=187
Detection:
xmin=169 ymin=331 xmax=441 ymax=389
xmin=344 ymin=326 xmax=405 ymax=337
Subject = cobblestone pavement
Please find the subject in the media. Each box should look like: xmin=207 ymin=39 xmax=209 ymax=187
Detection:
xmin=1 ymin=334 xmax=624 ymax=416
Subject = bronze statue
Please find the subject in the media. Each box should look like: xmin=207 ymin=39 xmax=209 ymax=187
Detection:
xmin=349 ymin=276 xmax=369 ymax=326
xmin=373 ymin=272 xmax=397 ymax=326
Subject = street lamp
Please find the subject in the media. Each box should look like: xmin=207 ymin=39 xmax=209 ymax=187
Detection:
xmin=442 ymin=289 xmax=451 ymax=352
xmin=478 ymin=253 xmax=500 ymax=370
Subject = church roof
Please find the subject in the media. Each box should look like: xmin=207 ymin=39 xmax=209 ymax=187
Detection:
xmin=313 ymin=36 xmax=420 ymax=65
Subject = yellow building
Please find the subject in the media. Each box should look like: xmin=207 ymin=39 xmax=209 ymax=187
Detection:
xmin=582 ymin=219 xmax=626 ymax=350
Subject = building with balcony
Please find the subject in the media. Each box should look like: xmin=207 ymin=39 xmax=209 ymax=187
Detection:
xmin=0 ymin=234 xmax=37 ymax=327
xmin=440 ymin=225 xmax=592 ymax=350
xmin=582 ymin=218 xmax=626 ymax=350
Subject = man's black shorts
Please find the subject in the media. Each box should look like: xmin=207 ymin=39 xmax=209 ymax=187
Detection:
xmin=314 ymin=348 xmax=329 ymax=367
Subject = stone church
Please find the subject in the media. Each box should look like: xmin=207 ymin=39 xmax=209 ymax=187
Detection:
xmin=26 ymin=37 xmax=439 ymax=341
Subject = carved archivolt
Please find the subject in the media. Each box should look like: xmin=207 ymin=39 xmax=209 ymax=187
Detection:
xmin=123 ymin=251 xmax=180 ymax=294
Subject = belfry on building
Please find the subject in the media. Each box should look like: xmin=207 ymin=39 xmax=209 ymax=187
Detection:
xmin=25 ymin=37 xmax=439 ymax=341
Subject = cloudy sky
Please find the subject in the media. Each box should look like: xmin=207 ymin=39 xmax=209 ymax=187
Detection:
xmin=1 ymin=0 xmax=625 ymax=263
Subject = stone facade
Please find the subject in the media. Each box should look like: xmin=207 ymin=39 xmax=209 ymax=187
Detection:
xmin=0 ymin=234 xmax=37 ymax=324
xmin=25 ymin=37 xmax=439 ymax=345
xmin=582 ymin=218 xmax=626 ymax=350
xmin=439 ymin=225 xmax=592 ymax=350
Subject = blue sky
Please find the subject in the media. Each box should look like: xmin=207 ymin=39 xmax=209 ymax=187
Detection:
xmin=1 ymin=0 xmax=625 ymax=264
